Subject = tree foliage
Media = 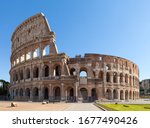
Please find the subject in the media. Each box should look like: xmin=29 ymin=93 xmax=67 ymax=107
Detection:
xmin=0 ymin=79 xmax=10 ymax=96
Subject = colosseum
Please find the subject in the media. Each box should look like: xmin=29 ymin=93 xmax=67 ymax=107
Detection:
xmin=9 ymin=13 xmax=139 ymax=102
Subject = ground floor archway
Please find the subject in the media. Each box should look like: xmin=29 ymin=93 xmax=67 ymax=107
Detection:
xmin=125 ymin=90 xmax=128 ymax=100
xmin=106 ymin=89 xmax=112 ymax=100
xmin=43 ymin=87 xmax=49 ymax=99
xmin=53 ymin=87 xmax=61 ymax=100
xmin=113 ymin=89 xmax=118 ymax=99
xmin=32 ymin=87 xmax=39 ymax=101
xmin=120 ymin=90 xmax=124 ymax=100
xmin=66 ymin=87 xmax=75 ymax=102
xmin=25 ymin=88 xmax=30 ymax=98
xmin=91 ymin=88 xmax=97 ymax=101
xmin=80 ymin=88 xmax=88 ymax=101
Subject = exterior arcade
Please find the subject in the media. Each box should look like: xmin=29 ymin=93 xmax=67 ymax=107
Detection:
xmin=9 ymin=13 xmax=140 ymax=102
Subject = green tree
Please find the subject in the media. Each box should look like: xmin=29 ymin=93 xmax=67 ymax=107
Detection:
xmin=0 ymin=79 xmax=10 ymax=96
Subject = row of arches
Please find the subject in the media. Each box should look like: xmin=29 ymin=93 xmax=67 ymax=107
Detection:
xmin=73 ymin=67 xmax=138 ymax=86
xmin=12 ymin=45 xmax=50 ymax=67
xmin=11 ymin=86 xmax=139 ymax=101
xmin=106 ymin=72 xmax=138 ymax=85
xmin=14 ymin=87 xmax=61 ymax=101
xmin=105 ymin=89 xmax=139 ymax=100
xmin=70 ymin=67 xmax=138 ymax=84
xmin=12 ymin=87 xmax=98 ymax=102
xmin=12 ymin=64 xmax=61 ymax=82
xmin=12 ymin=66 xmax=138 ymax=86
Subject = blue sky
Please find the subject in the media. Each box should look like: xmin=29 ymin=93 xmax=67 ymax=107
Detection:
xmin=0 ymin=0 xmax=150 ymax=81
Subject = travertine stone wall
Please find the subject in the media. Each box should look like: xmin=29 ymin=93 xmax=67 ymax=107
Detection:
xmin=9 ymin=13 xmax=139 ymax=102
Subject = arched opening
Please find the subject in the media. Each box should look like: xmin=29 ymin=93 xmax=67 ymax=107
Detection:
xmin=70 ymin=68 xmax=76 ymax=76
xmin=129 ymin=69 xmax=132 ymax=74
xmin=54 ymin=87 xmax=61 ymax=100
xmin=133 ymin=91 xmax=135 ymax=100
xmin=106 ymin=64 xmax=111 ymax=70
xmin=13 ymin=73 xmax=16 ymax=83
xmin=125 ymin=74 xmax=128 ymax=83
xmin=43 ymin=45 xmax=50 ymax=56
xmin=80 ymin=71 xmax=87 ymax=77
xmin=93 ymin=71 xmax=96 ymax=78
xmin=113 ymin=72 xmax=117 ymax=83
xmin=20 ymin=70 xmax=23 ymax=80
xmin=129 ymin=76 xmax=132 ymax=86
xmin=33 ymin=87 xmax=39 ymax=97
xmin=106 ymin=89 xmax=112 ymax=100
xmin=80 ymin=88 xmax=88 ymax=101
xmin=26 ymin=51 xmax=31 ymax=60
xmin=26 ymin=68 xmax=30 ymax=79
xmin=15 ymin=89 xmax=18 ymax=97
xmin=125 ymin=90 xmax=128 ymax=100
xmin=79 ymin=68 xmax=88 ymax=85
xmin=120 ymin=73 xmax=123 ymax=83
xmin=20 ymin=54 xmax=25 ymax=62
xmin=66 ymin=88 xmax=74 ymax=102
xmin=33 ymin=67 xmax=39 ymax=78
xmin=133 ymin=76 xmax=135 ymax=86
xmin=54 ymin=65 xmax=61 ymax=77
xmin=106 ymin=72 xmax=110 ymax=82
xmin=129 ymin=91 xmax=132 ymax=99
xmin=44 ymin=65 xmax=49 ymax=77
xmin=70 ymin=88 xmax=74 ymax=97
xmin=113 ymin=89 xmax=118 ymax=99
xmin=91 ymin=88 xmax=97 ymax=101
xmin=99 ymin=71 xmax=103 ymax=81
xmin=20 ymin=88 xmax=23 ymax=97
xmin=120 ymin=90 xmax=124 ymax=100
xmin=16 ymin=73 xmax=18 ymax=81
xmin=33 ymin=48 xmax=40 ymax=58
xmin=43 ymin=87 xmax=49 ymax=99
xmin=25 ymin=88 xmax=30 ymax=98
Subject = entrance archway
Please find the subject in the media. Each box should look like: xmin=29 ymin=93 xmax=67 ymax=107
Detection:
xmin=15 ymin=89 xmax=18 ymax=97
xmin=54 ymin=87 xmax=61 ymax=100
xmin=80 ymin=88 xmax=88 ymax=100
xmin=66 ymin=88 xmax=75 ymax=102
xmin=25 ymin=88 xmax=30 ymax=98
xmin=125 ymin=90 xmax=128 ymax=100
xmin=133 ymin=91 xmax=135 ymax=100
xmin=91 ymin=88 xmax=97 ymax=101
xmin=20 ymin=88 xmax=23 ymax=97
xmin=129 ymin=91 xmax=132 ymax=99
xmin=120 ymin=90 xmax=124 ymax=100
xmin=106 ymin=89 xmax=112 ymax=100
xmin=113 ymin=89 xmax=118 ymax=99
xmin=33 ymin=87 xmax=39 ymax=100
xmin=44 ymin=87 xmax=49 ymax=99
xmin=70 ymin=88 xmax=74 ymax=97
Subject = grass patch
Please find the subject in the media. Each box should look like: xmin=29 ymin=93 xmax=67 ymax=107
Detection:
xmin=98 ymin=104 xmax=150 ymax=111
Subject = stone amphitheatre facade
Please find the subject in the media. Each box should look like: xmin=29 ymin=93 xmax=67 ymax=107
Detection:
xmin=9 ymin=13 xmax=139 ymax=102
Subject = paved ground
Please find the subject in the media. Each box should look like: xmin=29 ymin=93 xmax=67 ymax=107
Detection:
xmin=0 ymin=101 xmax=102 ymax=111
xmin=1 ymin=99 xmax=150 ymax=111
xmin=64 ymin=103 xmax=102 ymax=111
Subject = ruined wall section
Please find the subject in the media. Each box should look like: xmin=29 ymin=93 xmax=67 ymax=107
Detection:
xmin=11 ymin=13 xmax=58 ymax=68
xmin=68 ymin=54 xmax=139 ymax=89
